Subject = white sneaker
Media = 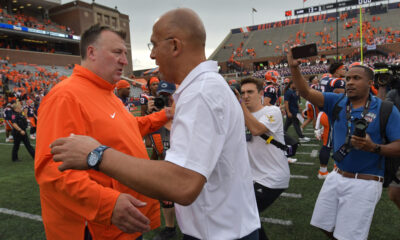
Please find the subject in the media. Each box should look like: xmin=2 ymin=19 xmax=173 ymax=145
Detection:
xmin=317 ymin=170 xmax=329 ymax=179
xmin=5 ymin=138 xmax=9 ymax=143
xmin=288 ymin=157 xmax=297 ymax=163
xmin=299 ymin=137 xmax=311 ymax=142
xmin=30 ymin=135 xmax=36 ymax=140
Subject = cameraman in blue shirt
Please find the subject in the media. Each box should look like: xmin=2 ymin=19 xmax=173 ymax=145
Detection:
xmin=288 ymin=49 xmax=400 ymax=240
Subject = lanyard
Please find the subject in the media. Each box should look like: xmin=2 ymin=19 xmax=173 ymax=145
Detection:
xmin=344 ymin=95 xmax=371 ymax=146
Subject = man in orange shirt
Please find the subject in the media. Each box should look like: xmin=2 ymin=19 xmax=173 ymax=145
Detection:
xmin=35 ymin=24 xmax=172 ymax=240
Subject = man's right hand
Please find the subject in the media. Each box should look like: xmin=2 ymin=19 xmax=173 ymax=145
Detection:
xmin=287 ymin=112 xmax=293 ymax=118
xmin=287 ymin=47 xmax=301 ymax=68
xmin=147 ymin=96 xmax=160 ymax=113
xmin=112 ymin=193 xmax=151 ymax=233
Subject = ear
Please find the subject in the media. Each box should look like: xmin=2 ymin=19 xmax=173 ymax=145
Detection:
xmin=87 ymin=45 xmax=96 ymax=61
xmin=172 ymin=38 xmax=182 ymax=57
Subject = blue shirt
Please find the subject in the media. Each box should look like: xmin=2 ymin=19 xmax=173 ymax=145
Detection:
xmin=322 ymin=93 xmax=400 ymax=176
xmin=284 ymin=88 xmax=299 ymax=114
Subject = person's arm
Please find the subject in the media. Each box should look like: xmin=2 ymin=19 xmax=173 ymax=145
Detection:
xmin=12 ymin=122 xmax=25 ymax=135
xmin=240 ymin=101 xmax=270 ymax=136
xmin=287 ymin=49 xmax=324 ymax=108
xmin=136 ymin=107 xmax=173 ymax=137
xmin=351 ymin=136 xmax=400 ymax=158
xmin=284 ymin=100 xmax=292 ymax=118
xmin=35 ymin=95 xmax=150 ymax=232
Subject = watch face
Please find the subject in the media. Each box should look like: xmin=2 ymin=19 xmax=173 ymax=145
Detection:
xmin=88 ymin=152 xmax=99 ymax=167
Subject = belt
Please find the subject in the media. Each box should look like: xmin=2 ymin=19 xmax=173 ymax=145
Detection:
xmin=335 ymin=168 xmax=383 ymax=183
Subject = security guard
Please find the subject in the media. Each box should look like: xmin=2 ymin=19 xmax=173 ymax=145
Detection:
xmin=11 ymin=102 xmax=35 ymax=162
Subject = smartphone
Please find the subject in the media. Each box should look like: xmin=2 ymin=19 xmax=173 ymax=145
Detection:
xmin=291 ymin=43 xmax=318 ymax=59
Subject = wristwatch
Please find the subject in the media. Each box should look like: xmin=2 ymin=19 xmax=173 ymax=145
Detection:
xmin=87 ymin=145 xmax=110 ymax=170
xmin=373 ymin=144 xmax=381 ymax=154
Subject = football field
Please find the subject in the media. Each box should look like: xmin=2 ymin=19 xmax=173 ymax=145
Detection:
xmin=0 ymin=125 xmax=399 ymax=240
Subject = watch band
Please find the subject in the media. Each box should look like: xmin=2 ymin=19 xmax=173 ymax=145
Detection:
xmin=373 ymin=144 xmax=381 ymax=154
xmin=91 ymin=145 xmax=110 ymax=170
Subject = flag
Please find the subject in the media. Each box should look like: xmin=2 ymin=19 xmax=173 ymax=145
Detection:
xmin=303 ymin=0 xmax=307 ymax=2
xmin=252 ymin=8 xmax=257 ymax=13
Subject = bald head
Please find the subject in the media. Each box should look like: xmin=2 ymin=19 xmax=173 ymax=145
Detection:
xmin=157 ymin=8 xmax=206 ymax=48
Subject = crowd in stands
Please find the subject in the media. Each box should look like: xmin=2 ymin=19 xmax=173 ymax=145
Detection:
xmin=252 ymin=52 xmax=400 ymax=78
xmin=223 ymin=3 xmax=400 ymax=69
xmin=0 ymin=57 xmax=72 ymax=109
xmin=0 ymin=7 xmax=74 ymax=34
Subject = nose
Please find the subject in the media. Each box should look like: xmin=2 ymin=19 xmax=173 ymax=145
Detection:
xmin=120 ymin=53 xmax=128 ymax=66
xmin=150 ymin=49 xmax=155 ymax=60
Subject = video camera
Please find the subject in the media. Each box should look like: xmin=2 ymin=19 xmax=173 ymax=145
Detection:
xmin=374 ymin=62 xmax=400 ymax=89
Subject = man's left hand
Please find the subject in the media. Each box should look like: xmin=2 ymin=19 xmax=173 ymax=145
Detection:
xmin=350 ymin=134 xmax=375 ymax=152
xmin=51 ymin=134 xmax=101 ymax=171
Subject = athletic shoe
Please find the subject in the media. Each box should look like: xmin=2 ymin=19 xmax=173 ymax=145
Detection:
xmin=317 ymin=170 xmax=329 ymax=179
xmin=30 ymin=135 xmax=36 ymax=140
xmin=152 ymin=227 xmax=176 ymax=240
xmin=288 ymin=157 xmax=297 ymax=163
xmin=299 ymin=137 xmax=311 ymax=142
xmin=5 ymin=138 xmax=9 ymax=143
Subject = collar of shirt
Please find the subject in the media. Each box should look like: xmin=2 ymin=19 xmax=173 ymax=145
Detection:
xmin=173 ymin=60 xmax=218 ymax=102
xmin=72 ymin=64 xmax=115 ymax=92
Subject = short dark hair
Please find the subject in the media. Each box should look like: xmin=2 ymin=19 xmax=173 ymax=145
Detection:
xmin=351 ymin=65 xmax=374 ymax=81
xmin=308 ymin=75 xmax=316 ymax=83
xmin=80 ymin=24 xmax=126 ymax=60
xmin=240 ymin=77 xmax=263 ymax=92
xmin=329 ymin=62 xmax=344 ymax=75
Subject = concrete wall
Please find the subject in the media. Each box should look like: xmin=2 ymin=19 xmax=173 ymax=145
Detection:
xmin=0 ymin=49 xmax=80 ymax=66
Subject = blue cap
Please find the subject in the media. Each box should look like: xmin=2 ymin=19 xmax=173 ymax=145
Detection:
xmin=157 ymin=81 xmax=176 ymax=94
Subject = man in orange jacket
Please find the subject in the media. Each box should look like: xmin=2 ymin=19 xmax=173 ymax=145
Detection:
xmin=35 ymin=24 xmax=172 ymax=240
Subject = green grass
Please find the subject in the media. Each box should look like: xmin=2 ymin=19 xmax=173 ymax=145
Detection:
xmin=0 ymin=121 xmax=399 ymax=239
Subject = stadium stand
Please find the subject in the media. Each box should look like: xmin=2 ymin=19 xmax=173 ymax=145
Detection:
xmin=210 ymin=2 xmax=400 ymax=75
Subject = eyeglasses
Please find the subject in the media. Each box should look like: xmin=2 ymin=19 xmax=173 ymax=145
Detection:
xmin=148 ymin=37 xmax=174 ymax=51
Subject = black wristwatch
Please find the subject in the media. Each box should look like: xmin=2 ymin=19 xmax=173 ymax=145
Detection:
xmin=87 ymin=145 xmax=110 ymax=170
xmin=373 ymin=144 xmax=381 ymax=154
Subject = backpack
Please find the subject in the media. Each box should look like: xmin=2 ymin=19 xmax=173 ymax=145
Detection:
xmin=379 ymin=101 xmax=400 ymax=187
xmin=332 ymin=96 xmax=400 ymax=188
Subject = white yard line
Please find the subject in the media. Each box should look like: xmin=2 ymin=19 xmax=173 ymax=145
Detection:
xmin=291 ymin=161 xmax=315 ymax=166
xmin=0 ymin=208 xmax=42 ymax=222
xmin=280 ymin=192 xmax=302 ymax=199
xmin=300 ymin=143 xmax=320 ymax=147
xmin=290 ymin=175 xmax=309 ymax=179
xmin=260 ymin=217 xmax=293 ymax=226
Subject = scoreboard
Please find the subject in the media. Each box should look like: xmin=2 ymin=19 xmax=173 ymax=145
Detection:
xmin=292 ymin=0 xmax=385 ymax=16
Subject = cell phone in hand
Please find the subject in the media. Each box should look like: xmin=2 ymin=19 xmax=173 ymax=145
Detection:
xmin=291 ymin=43 xmax=318 ymax=59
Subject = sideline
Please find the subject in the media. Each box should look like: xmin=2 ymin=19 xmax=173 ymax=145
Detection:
xmin=0 ymin=208 xmax=42 ymax=222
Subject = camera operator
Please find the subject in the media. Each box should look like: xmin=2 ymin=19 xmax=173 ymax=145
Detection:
xmin=235 ymin=77 xmax=290 ymax=240
xmin=375 ymin=61 xmax=400 ymax=210
xmin=147 ymin=80 xmax=178 ymax=240
xmin=288 ymin=49 xmax=400 ymax=240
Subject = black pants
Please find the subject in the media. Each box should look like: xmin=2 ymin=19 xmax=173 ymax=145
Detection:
xmin=12 ymin=131 xmax=35 ymax=161
xmin=254 ymin=182 xmax=285 ymax=240
xmin=284 ymin=115 xmax=304 ymax=138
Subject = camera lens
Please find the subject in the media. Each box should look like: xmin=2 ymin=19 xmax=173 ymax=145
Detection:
xmin=154 ymin=97 xmax=165 ymax=109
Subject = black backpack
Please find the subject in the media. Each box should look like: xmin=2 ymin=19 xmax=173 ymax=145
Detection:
xmin=332 ymin=97 xmax=400 ymax=188
xmin=379 ymin=101 xmax=400 ymax=187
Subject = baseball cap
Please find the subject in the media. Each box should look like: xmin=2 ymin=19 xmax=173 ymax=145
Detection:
xmin=116 ymin=80 xmax=130 ymax=89
xmin=157 ymin=81 xmax=176 ymax=94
